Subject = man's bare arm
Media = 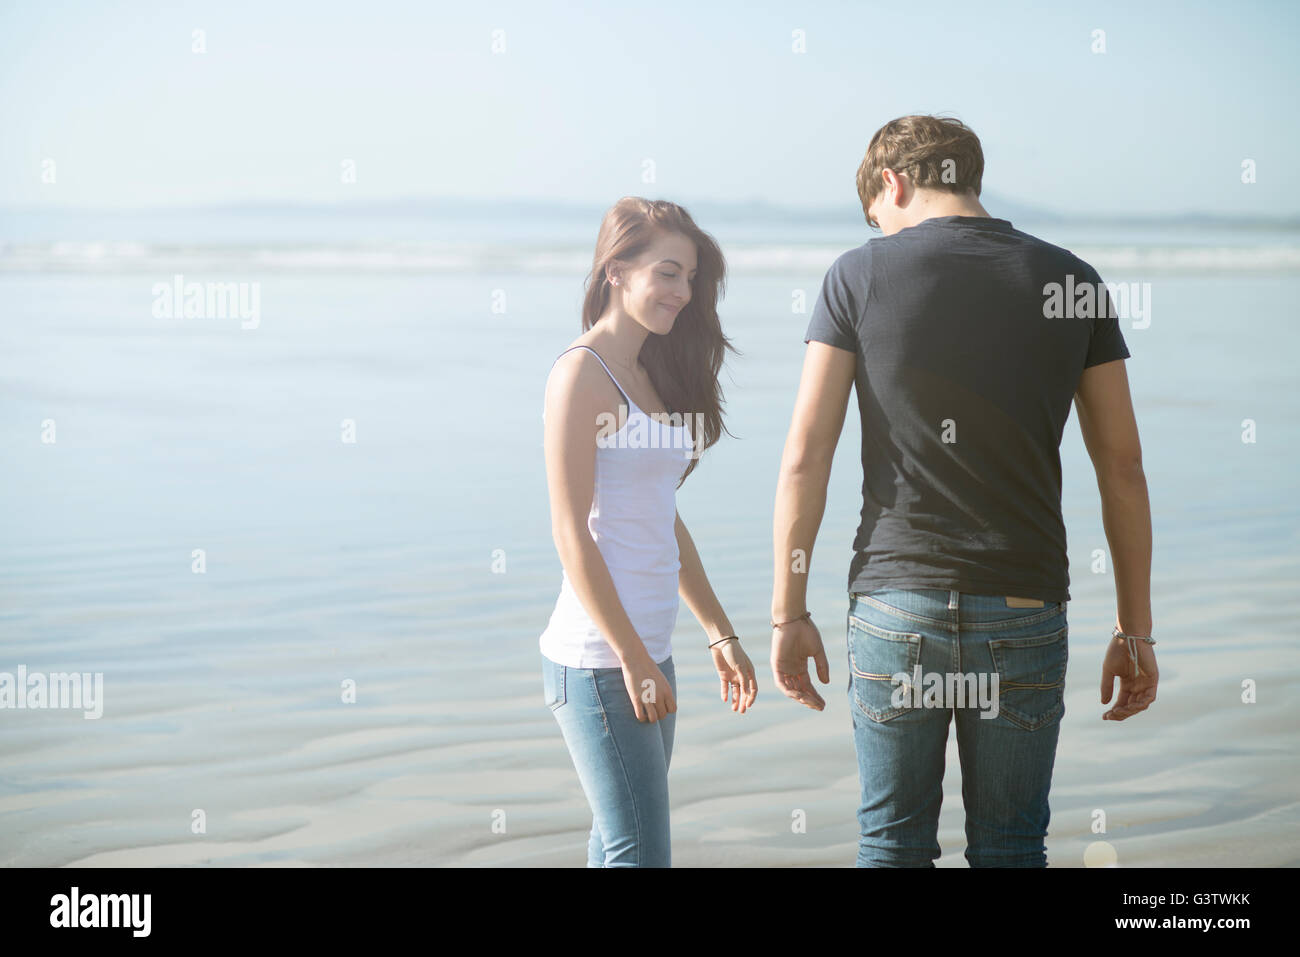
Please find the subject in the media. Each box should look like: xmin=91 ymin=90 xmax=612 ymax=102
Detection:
xmin=1074 ymin=358 xmax=1152 ymax=636
xmin=770 ymin=340 xmax=855 ymax=710
xmin=773 ymin=341 xmax=856 ymax=618
xmin=1076 ymin=357 xmax=1157 ymax=720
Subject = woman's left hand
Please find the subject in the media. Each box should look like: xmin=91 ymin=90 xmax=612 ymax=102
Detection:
xmin=710 ymin=639 xmax=757 ymax=713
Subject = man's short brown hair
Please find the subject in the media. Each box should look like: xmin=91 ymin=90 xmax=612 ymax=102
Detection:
xmin=857 ymin=115 xmax=984 ymax=228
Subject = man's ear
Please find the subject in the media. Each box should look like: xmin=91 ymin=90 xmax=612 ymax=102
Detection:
xmin=892 ymin=169 xmax=911 ymax=205
xmin=880 ymin=168 xmax=902 ymax=208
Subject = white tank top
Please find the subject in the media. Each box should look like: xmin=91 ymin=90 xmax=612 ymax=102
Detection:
xmin=539 ymin=345 xmax=694 ymax=668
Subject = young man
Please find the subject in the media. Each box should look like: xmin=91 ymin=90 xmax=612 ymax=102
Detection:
xmin=770 ymin=115 xmax=1157 ymax=867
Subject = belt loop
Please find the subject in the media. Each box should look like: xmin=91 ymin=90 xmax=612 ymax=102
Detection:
xmin=948 ymin=590 xmax=958 ymax=610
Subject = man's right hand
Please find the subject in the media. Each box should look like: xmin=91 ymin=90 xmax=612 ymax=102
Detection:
xmin=771 ymin=618 xmax=831 ymax=711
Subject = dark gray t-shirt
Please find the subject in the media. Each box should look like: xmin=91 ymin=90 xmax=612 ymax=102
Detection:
xmin=803 ymin=215 xmax=1130 ymax=603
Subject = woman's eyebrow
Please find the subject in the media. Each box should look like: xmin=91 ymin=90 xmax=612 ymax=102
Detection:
xmin=658 ymin=259 xmax=697 ymax=274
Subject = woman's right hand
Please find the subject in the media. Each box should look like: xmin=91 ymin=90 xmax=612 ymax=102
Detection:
xmin=621 ymin=655 xmax=677 ymax=723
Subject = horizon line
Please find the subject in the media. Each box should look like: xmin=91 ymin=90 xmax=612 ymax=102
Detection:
xmin=2 ymin=195 xmax=1298 ymax=228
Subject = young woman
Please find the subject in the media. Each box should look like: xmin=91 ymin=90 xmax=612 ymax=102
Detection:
xmin=539 ymin=196 xmax=757 ymax=867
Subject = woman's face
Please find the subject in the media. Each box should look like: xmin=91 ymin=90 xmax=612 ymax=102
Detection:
xmin=613 ymin=231 xmax=697 ymax=336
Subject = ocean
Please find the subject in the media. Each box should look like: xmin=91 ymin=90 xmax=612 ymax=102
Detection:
xmin=2 ymin=205 xmax=1298 ymax=866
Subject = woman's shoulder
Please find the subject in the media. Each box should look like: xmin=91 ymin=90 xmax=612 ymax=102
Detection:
xmin=545 ymin=338 xmax=613 ymax=413
xmin=550 ymin=337 xmax=601 ymax=379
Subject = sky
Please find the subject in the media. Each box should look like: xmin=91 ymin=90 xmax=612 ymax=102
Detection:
xmin=1 ymin=0 xmax=1297 ymax=217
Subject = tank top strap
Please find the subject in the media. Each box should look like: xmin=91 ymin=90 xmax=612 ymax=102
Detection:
xmin=553 ymin=345 xmax=634 ymax=408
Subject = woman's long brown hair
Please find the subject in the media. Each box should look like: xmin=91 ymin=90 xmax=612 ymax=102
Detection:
xmin=581 ymin=197 xmax=736 ymax=486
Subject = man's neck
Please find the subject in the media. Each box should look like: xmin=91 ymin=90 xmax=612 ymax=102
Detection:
xmin=904 ymin=192 xmax=992 ymax=227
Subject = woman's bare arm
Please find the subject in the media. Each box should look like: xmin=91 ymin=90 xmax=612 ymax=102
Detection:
xmin=543 ymin=351 xmax=654 ymax=667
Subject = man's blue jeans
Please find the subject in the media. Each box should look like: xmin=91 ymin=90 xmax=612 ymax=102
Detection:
xmin=542 ymin=654 xmax=676 ymax=867
xmin=846 ymin=588 xmax=1068 ymax=867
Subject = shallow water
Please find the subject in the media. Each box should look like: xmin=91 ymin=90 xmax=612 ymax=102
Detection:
xmin=2 ymin=224 xmax=1298 ymax=866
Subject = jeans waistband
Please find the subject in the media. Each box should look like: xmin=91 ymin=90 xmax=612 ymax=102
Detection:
xmin=850 ymin=588 xmax=1066 ymax=631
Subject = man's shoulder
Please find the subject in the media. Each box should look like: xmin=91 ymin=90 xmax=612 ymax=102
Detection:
xmin=817 ymin=242 xmax=874 ymax=292
xmin=830 ymin=241 xmax=874 ymax=270
xmin=1006 ymin=225 xmax=1099 ymax=277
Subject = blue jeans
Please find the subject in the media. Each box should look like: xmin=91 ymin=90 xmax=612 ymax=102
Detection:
xmin=846 ymin=588 xmax=1068 ymax=867
xmin=542 ymin=654 xmax=676 ymax=867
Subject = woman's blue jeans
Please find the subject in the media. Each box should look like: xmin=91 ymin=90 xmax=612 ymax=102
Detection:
xmin=542 ymin=654 xmax=676 ymax=867
xmin=847 ymin=588 xmax=1069 ymax=868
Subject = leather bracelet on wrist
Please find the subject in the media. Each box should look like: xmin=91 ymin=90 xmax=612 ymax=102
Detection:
xmin=708 ymin=635 xmax=739 ymax=649
xmin=771 ymin=610 xmax=811 ymax=629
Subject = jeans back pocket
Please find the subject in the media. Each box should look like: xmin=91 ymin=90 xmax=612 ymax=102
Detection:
xmin=988 ymin=625 xmax=1068 ymax=731
xmin=848 ymin=614 xmax=922 ymax=723
xmin=542 ymin=658 xmax=567 ymax=711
